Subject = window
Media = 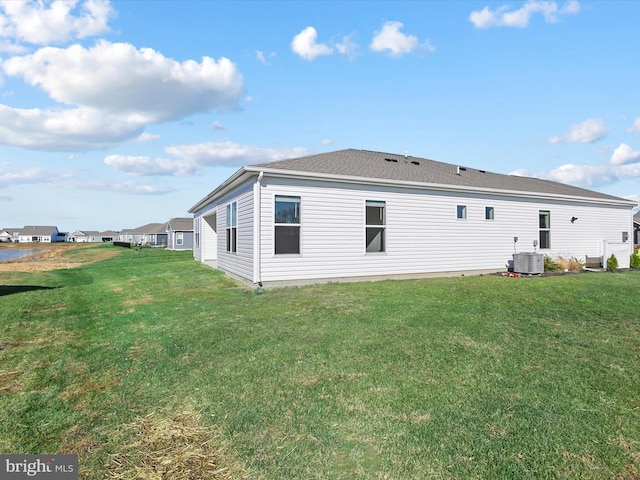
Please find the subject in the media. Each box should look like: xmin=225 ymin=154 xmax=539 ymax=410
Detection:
xmin=275 ymin=195 xmax=300 ymax=254
xmin=194 ymin=217 xmax=200 ymax=248
xmin=366 ymin=200 xmax=386 ymax=253
xmin=177 ymin=232 xmax=184 ymax=246
xmin=539 ymin=210 xmax=550 ymax=249
xmin=457 ymin=205 xmax=467 ymax=219
xmin=485 ymin=206 xmax=494 ymax=220
xmin=226 ymin=202 xmax=237 ymax=253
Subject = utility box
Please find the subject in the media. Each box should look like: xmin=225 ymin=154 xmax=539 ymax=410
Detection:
xmin=513 ymin=252 xmax=544 ymax=274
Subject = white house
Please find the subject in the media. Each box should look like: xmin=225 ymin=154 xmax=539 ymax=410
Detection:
xmin=189 ymin=149 xmax=637 ymax=286
xmin=17 ymin=226 xmax=65 ymax=243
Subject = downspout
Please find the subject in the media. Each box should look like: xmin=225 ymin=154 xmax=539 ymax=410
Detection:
xmin=254 ymin=171 xmax=264 ymax=285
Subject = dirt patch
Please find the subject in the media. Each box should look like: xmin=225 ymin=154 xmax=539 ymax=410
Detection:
xmin=0 ymin=243 xmax=118 ymax=272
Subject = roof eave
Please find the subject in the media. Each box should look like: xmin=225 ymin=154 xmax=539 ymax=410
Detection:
xmin=252 ymin=167 xmax=638 ymax=208
xmin=188 ymin=167 xmax=256 ymax=213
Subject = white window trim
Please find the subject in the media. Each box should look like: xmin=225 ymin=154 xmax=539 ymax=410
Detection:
xmin=365 ymin=200 xmax=386 ymax=254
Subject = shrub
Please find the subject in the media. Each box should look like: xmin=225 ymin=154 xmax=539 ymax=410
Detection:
xmin=630 ymin=249 xmax=640 ymax=269
xmin=544 ymin=255 xmax=561 ymax=272
xmin=607 ymin=253 xmax=619 ymax=272
xmin=556 ymin=256 xmax=584 ymax=272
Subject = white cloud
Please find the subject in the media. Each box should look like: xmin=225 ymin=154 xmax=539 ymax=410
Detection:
xmin=256 ymin=50 xmax=267 ymax=64
xmin=104 ymin=154 xmax=198 ymax=177
xmin=611 ymin=143 xmax=640 ymax=166
xmin=291 ymin=26 xmax=332 ymax=61
xmin=212 ymin=121 xmax=225 ymax=131
xmin=0 ymin=0 xmax=114 ymax=45
xmin=0 ymin=41 xmax=244 ymax=151
xmin=548 ymin=118 xmax=607 ymax=144
xmin=104 ymin=141 xmax=310 ymax=177
xmin=627 ymin=118 xmax=640 ymax=133
xmin=510 ymin=157 xmax=640 ymax=189
xmin=335 ymin=33 xmax=358 ymax=59
xmin=0 ymin=166 xmax=82 ymax=187
xmin=370 ymin=21 xmax=419 ymax=56
xmin=0 ymin=105 xmax=145 ymax=150
xmin=165 ymin=141 xmax=309 ymax=168
xmin=0 ymin=40 xmax=28 ymax=54
xmin=470 ymin=1 xmax=580 ymax=29
xmin=3 ymin=41 xmax=244 ymax=123
xmin=81 ymin=179 xmax=174 ymax=195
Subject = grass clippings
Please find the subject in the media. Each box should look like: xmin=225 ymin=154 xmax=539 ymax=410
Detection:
xmin=108 ymin=408 xmax=249 ymax=480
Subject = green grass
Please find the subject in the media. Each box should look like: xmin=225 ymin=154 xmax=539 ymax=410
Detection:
xmin=1 ymin=244 xmax=639 ymax=479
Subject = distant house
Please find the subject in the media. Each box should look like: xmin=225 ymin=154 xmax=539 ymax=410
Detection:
xmin=166 ymin=217 xmax=194 ymax=250
xmin=17 ymin=226 xmax=65 ymax=243
xmin=189 ymin=148 xmax=637 ymax=286
xmin=70 ymin=230 xmax=102 ymax=242
xmin=99 ymin=230 xmax=118 ymax=242
xmin=118 ymin=223 xmax=165 ymax=245
xmin=1 ymin=228 xmax=21 ymax=242
xmin=146 ymin=224 xmax=168 ymax=247
xmin=634 ymin=212 xmax=640 ymax=247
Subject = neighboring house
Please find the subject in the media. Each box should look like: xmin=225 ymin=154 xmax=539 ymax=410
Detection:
xmin=189 ymin=149 xmax=637 ymax=286
xmin=1 ymin=228 xmax=22 ymax=242
xmin=99 ymin=231 xmax=118 ymax=242
xmin=0 ymin=228 xmax=17 ymax=242
xmin=17 ymin=226 xmax=65 ymax=243
xmin=166 ymin=217 xmax=194 ymax=250
xmin=146 ymin=224 xmax=168 ymax=247
xmin=70 ymin=230 xmax=102 ymax=242
xmin=118 ymin=223 xmax=164 ymax=245
xmin=634 ymin=212 xmax=640 ymax=247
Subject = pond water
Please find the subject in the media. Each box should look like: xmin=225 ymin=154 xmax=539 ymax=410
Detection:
xmin=0 ymin=249 xmax=43 ymax=261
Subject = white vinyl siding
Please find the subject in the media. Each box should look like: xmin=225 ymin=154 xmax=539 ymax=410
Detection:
xmin=215 ymin=184 xmax=254 ymax=281
xmin=254 ymin=178 xmax=633 ymax=283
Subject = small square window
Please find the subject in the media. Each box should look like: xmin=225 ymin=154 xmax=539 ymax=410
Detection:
xmin=485 ymin=207 xmax=494 ymax=220
xmin=457 ymin=205 xmax=467 ymax=219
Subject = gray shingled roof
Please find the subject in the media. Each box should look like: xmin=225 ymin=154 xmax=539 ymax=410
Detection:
xmin=250 ymin=149 xmax=630 ymax=203
xmin=20 ymin=226 xmax=59 ymax=235
xmin=166 ymin=217 xmax=193 ymax=232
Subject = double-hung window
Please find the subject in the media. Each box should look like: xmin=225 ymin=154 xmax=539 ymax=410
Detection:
xmin=539 ymin=210 xmax=551 ymax=249
xmin=275 ymin=195 xmax=301 ymax=254
xmin=366 ymin=200 xmax=386 ymax=253
xmin=226 ymin=201 xmax=237 ymax=253
xmin=177 ymin=232 xmax=184 ymax=246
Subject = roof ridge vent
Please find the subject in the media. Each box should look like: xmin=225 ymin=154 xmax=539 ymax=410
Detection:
xmin=385 ymin=158 xmax=398 ymax=163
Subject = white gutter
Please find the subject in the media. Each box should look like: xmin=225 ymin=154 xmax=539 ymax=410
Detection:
xmin=254 ymin=171 xmax=263 ymax=285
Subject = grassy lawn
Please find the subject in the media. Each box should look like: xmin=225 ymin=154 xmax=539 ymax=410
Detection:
xmin=1 ymin=244 xmax=639 ymax=479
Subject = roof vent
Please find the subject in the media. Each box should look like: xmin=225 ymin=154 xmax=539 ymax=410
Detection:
xmin=411 ymin=160 xmax=420 ymax=166
xmin=456 ymin=166 xmax=467 ymax=175
xmin=385 ymin=158 xmax=398 ymax=163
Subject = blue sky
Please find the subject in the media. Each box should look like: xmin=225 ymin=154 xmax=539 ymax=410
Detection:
xmin=0 ymin=0 xmax=639 ymax=232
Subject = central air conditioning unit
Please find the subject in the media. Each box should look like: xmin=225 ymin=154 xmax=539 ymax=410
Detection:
xmin=513 ymin=252 xmax=544 ymax=274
